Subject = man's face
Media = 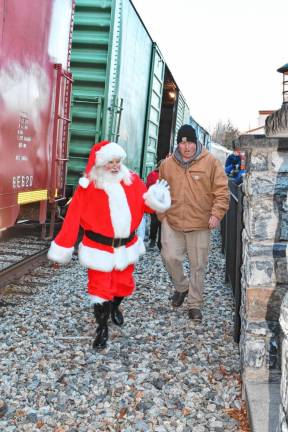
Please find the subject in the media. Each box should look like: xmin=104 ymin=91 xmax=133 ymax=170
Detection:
xmin=104 ymin=159 xmax=121 ymax=174
xmin=178 ymin=140 xmax=197 ymax=161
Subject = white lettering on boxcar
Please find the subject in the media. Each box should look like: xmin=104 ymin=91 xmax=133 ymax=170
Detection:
xmin=15 ymin=155 xmax=28 ymax=161
xmin=12 ymin=176 xmax=33 ymax=189
xmin=17 ymin=115 xmax=31 ymax=147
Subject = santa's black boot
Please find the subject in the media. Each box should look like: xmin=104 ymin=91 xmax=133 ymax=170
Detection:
xmin=93 ymin=301 xmax=110 ymax=350
xmin=111 ymin=296 xmax=124 ymax=326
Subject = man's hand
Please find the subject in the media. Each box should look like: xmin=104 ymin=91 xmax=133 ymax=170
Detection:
xmin=208 ymin=215 xmax=220 ymax=230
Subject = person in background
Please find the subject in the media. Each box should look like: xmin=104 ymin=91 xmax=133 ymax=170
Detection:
xmin=225 ymin=143 xmax=246 ymax=184
xmin=146 ymin=160 xmax=162 ymax=249
xmin=47 ymin=141 xmax=171 ymax=350
xmin=158 ymin=124 xmax=229 ymax=322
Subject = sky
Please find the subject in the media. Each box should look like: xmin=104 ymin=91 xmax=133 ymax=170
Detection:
xmin=132 ymin=0 xmax=288 ymax=134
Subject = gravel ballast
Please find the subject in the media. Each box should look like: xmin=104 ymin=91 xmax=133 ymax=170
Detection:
xmin=0 ymin=229 xmax=242 ymax=431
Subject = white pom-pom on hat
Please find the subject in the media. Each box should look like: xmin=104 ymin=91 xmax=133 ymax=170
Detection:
xmin=79 ymin=176 xmax=90 ymax=189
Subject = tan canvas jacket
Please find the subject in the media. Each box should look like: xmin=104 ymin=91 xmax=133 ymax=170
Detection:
xmin=158 ymin=148 xmax=229 ymax=231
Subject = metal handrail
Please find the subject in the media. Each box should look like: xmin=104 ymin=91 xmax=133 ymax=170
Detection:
xmin=221 ymin=179 xmax=244 ymax=343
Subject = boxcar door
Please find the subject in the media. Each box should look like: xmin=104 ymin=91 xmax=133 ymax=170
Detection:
xmin=141 ymin=43 xmax=165 ymax=180
xmin=67 ymin=0 xmax=115 ymax=188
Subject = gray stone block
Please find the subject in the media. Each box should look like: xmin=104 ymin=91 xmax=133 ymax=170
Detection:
xmin=279 ymin=294 xmax=288 ymax=337
xmin=272 ymin=151 xmax=288 ymax=172
xmin=244 ymin=338 xmax=266 ymax=368
xmin=248 ymin=153 xmax=269 ymax=171
xmin=275 ymin=260 xmax=288 ymax=283
xmin=246 ymin=173 xmax=288 ymax=196
xmin=246 ymin=242 xmax=287 ymax=258
xmin=245 ymin=258 xmax=275 ymax=286
xmin=246 ymin=321 xmax=279 ymax=337
xmin=244 ymin=199 xmax=280 ymax=241
xmin=280 ymin=212 xmax=288 ymax=241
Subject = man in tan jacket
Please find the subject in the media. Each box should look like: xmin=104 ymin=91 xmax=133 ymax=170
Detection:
xmin=158 ymin=124 xmax=229 ymax=321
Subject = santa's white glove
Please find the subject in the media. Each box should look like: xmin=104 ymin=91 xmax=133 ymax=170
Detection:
xmin=143 ymin=179 xmax=171 ymax=212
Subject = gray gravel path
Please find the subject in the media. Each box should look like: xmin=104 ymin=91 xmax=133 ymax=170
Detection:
xmin=0 ymin=229 xmax=241 ymax=431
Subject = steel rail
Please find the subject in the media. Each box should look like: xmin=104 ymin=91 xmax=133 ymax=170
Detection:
xmin=0 ymin=248 xmax=50 ymax=290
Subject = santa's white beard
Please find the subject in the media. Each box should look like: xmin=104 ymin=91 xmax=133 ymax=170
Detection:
xmin=89 ymin=164 xmax=131 ymax=189
xmin=88 ymin=164 xmax=132 ymax=237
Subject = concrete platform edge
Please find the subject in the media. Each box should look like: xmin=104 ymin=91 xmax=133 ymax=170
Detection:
xmin=245 ymin=380 xmax=281 ymax=432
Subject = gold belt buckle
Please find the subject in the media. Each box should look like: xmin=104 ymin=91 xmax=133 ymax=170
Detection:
xmin=111 ymin=235 xmax=131 ymax=248
xmin=112 ymin=238 xmax=122 ymax=248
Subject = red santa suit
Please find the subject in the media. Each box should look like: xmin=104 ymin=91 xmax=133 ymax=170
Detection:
xmin=47 ymin=141 xmax=171 ymax=302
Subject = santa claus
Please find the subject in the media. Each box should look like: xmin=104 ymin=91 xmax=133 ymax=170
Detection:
xmin=47 ymin=140 xmax=171 ymax=349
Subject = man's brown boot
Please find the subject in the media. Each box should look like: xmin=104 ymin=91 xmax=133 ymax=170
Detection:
xmin=171 ymin=290 xmax=188 ymax=307
xmin=188 ymin=308 xmax=202 ymax=322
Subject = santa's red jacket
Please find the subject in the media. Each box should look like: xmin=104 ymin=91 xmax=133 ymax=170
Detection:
xmin=48 ymin=170 xmax=167 ymax=272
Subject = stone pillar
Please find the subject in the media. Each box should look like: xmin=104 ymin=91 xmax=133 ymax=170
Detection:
xmin=279 ymin=294 xmax=288 ymax=431
xmin=236 ymin=135 xmax=288 ymax=382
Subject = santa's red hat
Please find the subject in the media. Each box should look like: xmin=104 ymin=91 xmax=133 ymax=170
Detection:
xmin=79 ymin=141 xmax=127 ymax=188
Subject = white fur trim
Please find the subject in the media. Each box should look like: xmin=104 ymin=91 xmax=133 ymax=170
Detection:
xmin=138 ymin=236 xmax=146 ymax=254
xmin=121 ymin=165 xmax=132 ymax=185
xmin=88 ymin=295 xmax=106 ymax=304
xmin=103 ymin=183 xmax=131 ymax=237
xmin=79 ymin=176 xmax=90 ymax=188
xmin=137 ymin=214 xmax=146 ymax=241
xmin=47 ymin=241 xmax=74 ymax=264
xmin=96 ymin=142 xmax=126 ymax=167
xmin=144 ymin=183 xmax=171 ymax=212
xmin=78 ymin=237 xmax=146 ymax=271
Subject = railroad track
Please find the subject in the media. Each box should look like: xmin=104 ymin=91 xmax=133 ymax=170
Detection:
xmin=0 ymin=224 xmax=59 ymax=303
xmin=0 ymin=247 xmax=50 ymax=291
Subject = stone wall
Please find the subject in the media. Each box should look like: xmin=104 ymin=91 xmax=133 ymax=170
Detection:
xmin=235 ymin=135 xmax=288 ymax=382
xmin=279 ymin=295 xmax=288 ymax=431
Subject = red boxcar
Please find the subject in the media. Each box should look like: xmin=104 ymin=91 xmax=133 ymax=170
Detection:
xmin=0 ymin=0 xmax=74 ymax=236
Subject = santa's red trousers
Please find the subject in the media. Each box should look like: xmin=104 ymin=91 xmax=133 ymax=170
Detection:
xmin=87 ymin=264 xmax=135 ymax=300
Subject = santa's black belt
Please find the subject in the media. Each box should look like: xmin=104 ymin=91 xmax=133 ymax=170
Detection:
xmin=84 ymin=230 xmax=136 ymax=248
